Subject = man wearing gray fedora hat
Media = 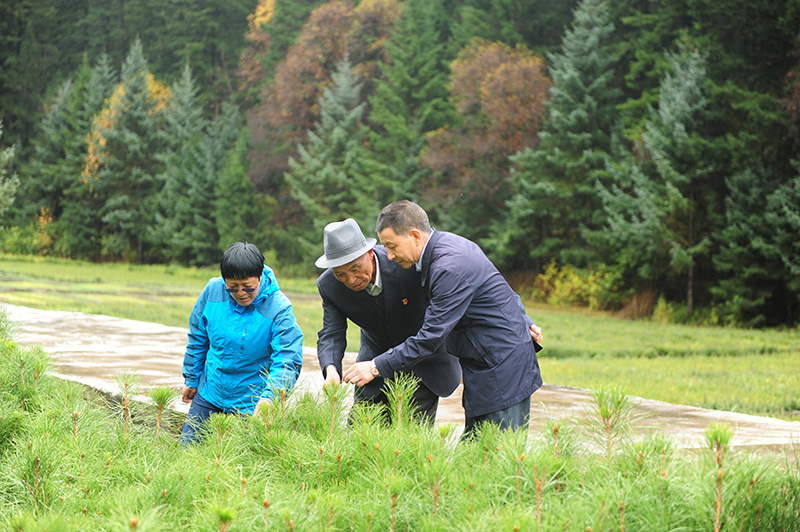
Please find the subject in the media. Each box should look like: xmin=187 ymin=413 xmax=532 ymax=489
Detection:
xmin=315 ymin=218 xmax=461 ymax=424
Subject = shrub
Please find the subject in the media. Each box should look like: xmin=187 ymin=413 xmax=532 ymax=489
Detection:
xmin=531 ymin=261 xmax=629 ymax=310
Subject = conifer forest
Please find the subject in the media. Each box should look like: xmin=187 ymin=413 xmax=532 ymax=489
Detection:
xmin=1 ymin=0 xmax=799 ymax=327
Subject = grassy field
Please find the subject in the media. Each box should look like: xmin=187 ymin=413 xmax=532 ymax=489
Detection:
xmin=1 ymin=253 xmax=799 ymax=420
xmin=3 ymin=334 xmax=797 ymax=531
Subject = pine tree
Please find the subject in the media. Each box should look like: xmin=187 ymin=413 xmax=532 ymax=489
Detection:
xmin=491 ymin=0 xmax=622 ymax=271
xmin=711 ymin=165 xmax=793 ymax=326
xmin=152 ymin=65 xmax=245 ymax=266
xmin=598 ymin=45 xmax=711 ymax=312
xmin=284 ymin=57 xmax=394 ymax=266
xmin=450 ymin=0 xmax=579 ymax=53
xmin=89 ymin=39 xmax=170 ymax=262
xmin=0 ymin=7 xmax=61 ymax=146
xmin=158 ymin=0 xmax=254 ymax=105
xmin=58 ymin=53 xmax=118 ymax=259
xmin=614 ymin=0 xmax=686 ymax=137
xmin=765 ymin=163 xmax=800 ymax=323
xmin=0 ymin=122 xmax=19 ymax=223
xmin=16 ymin=78 xmax=75 ymax=223
xmin=154 ymin=64 xmax=209 ymax=264
xmin=215 ymin=127 xmax=274 ymax=255
xmin=14 ymin=53 xmax=117 ymax=258
xmin=181 ymin=101 xmax=242 ymax=266
xmin=363 ymin=0 xmax=454 ymax=197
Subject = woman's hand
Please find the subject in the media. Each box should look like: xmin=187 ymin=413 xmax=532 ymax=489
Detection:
xmin=253 ymin=397 xmax=272 ymax=418
xmin=182 ymin=386 xmax=197 ymax=403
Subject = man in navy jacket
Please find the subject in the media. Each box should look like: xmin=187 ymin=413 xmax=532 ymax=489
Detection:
xmin=316 ymin=218 xmax=461 ymax=424
xmin=344 ymin=201 xmax=543 ymax=438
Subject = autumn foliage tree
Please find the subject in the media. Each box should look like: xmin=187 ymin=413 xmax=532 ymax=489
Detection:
xmin=422 ymin=39 xmax=551 ymax=240
xmin=250 ymin=0 xmax=401 ymax=192
xmin=249 ymin=0 xmax=355 ymax=192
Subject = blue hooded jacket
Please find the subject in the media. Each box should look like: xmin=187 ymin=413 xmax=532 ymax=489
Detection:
xmin=182 ymin=265 xmax=303 ymax=414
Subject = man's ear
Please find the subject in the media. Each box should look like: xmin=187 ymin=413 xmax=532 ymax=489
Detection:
xmin=409 ymin=228 xmax=423 ymax=245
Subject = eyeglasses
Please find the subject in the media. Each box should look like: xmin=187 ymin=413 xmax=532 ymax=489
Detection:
xmin=225 ymin=286 xmax=258 ymax=294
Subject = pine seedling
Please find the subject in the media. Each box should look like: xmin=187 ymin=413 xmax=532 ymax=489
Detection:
xmin=542 ymin=418 xmax=575 ymax=460
xmin=113 ymin=371 xmax=141 ymax=441
xmin=14 ymin=346 xmax=49 ymax=411
xmin=26 ymin=345 xmax=49 ymax=391
xmin=586 ymin=386 xmax=638 ymax=461
xmin=385 ymin=373 xmax=423 ymax=428
xmin=14 ymin=434 xmax=62 ymax=509
xmin=534 ymin=464 xmax=546 ymax=527
xmin=322 ymin=382 xmax=347 ymax=440
xmin=705 ymin=422 xmax=734 ymax=532
xmin=205 ymin=412 xmax=238 ymax=465
xmin=621 ymin=433 xmax=674 ymax=477
xmin=210 ymin=505 xmax=234 ymax=532
xmin=148 ymin=386 xmax=178 ymax=447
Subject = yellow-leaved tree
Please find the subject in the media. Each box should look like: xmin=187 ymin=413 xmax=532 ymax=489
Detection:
xmin=81 ymin=38 xmax=171 ymax=263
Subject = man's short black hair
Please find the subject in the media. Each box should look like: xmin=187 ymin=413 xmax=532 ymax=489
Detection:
xmin=220 ymin=241 xmax=265 ymax=280
xmin=376 ymin=200 xmax=432 ymax=236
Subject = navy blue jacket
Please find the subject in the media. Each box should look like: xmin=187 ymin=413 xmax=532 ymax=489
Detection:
xmin=373 ymin=231 xmax=542 ymax=417
xmin=316 ymin=246 xmax=461 ymax=400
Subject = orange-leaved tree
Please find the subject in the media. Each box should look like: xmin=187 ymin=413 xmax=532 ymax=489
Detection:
xmin=422 ymin=39 xmax=551 ymax=241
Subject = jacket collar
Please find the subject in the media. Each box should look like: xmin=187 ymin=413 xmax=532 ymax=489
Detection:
xmin=420 ymin=230 xmax=440 ymax=288
xmin=231 ymin=265 xmax=279 ymax=312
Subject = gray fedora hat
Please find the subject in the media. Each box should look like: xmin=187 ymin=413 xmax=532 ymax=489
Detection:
xmin=315 ymin=218 xmax=377 ymax=269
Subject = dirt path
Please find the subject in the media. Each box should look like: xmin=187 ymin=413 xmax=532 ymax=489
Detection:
xmin=4 ymin=303 xmax=799 ymax=452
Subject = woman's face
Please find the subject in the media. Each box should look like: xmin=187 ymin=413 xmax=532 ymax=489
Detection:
xmin=224 ymin=276 xmax=260 ymax=306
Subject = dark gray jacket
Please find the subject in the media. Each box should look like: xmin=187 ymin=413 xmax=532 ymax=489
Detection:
xmin=373 ymin=230 xmax=542 ymax=417
xmin=316 ymin=246 xmax=461 ymax=399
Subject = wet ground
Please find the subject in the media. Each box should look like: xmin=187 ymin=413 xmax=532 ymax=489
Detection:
xmin=4 ymin=303 xmax=799 ymax=453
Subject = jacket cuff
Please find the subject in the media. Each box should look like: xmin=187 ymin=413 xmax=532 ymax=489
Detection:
xmin=373 ymin=351 xmax=395 ymax=379
xmin=323 ymin=364 xmax=342 ymax=379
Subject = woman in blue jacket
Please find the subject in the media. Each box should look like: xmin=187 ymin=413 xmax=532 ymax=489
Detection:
xmin=180 ymin=242 xmax=304 ymax=444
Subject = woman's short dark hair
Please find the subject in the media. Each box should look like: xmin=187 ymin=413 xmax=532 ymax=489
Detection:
xmin=220 ymin=242 xmax=265 ymax=280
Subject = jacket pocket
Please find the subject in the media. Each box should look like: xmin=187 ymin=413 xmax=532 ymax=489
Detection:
xmin=446 ymin=329 xmax=495 ymax=368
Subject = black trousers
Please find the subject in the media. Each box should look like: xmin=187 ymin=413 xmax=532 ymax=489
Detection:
xmin=462 ymin=395 xmax=531 ymax=440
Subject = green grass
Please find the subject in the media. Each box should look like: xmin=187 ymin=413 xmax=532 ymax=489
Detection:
xmin=533 ymin=303 xmax=800 ymax=358
xmin=1 ymin=253 xmax=799 ymax=420
xmin=546 ymin=352 xmax=800 ymax=418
